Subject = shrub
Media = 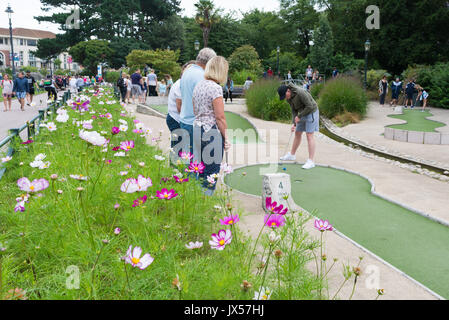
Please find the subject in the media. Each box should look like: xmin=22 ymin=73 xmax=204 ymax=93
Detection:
xmin=126 ymin=49 xmax=182 ymax=81
xmin=231 ymin=70 xmax=259 ymax=85
xmin=366 ymin=69 xmax=390 ymax=90
xmin=318 ymin=77 xmax=368 ymax=119
xmin=246 ymin=79 xmax=291 ymax=121
xmin=228 ymin=45 xmax=263 ymax=76
xmin=262 ymin=51 xmax=303 ymax=78
xmin=310 ymin=82 xmax=325 ymax=100
xmin=104 ymin=71 xmax=120 ymax=84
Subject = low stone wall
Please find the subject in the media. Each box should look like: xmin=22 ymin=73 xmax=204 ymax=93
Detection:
xmin=384 ymin=127 xmax=449 ymax=145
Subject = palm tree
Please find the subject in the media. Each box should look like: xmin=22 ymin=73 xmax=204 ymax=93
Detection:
xmin=194 ymin=0 xmax=221 ymax=48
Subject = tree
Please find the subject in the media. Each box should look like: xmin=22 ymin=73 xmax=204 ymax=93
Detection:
xmin=194 ymin=0 xmax=221 ymax=48
xmin=308 ymin=15 xmax=334 ymax=75
xmin=126 ymin=49 xmax=182 ymax=80
xmin=228 ymin=45 xmax=263 ymax=75
xmin=69 ymin=40 xmax=114 ymax=75
xmin=263 ymin=51 xmax=304 ymax=77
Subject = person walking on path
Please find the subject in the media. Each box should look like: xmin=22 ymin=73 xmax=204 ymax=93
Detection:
xmin=117 ymin=73 xmax=128 ymax=103
xmin=12 ymin=72 xmax=29 ymax=112
xmin=125 ymin=75 xmax=132 ymax=104
xmin=378 ymin=76 xmax=388 ymax=107
xmin=404 ymin=79 xmax=416 ymax=109
xmin=25 ymin=71 xmax=36 ymax=106
xmin=1 ymin=74 xmax=14 ymax=112
xmin=179 ymin=47 xmax=217 ymax=155
xmin=390 ymin=77 xmax=403 ymax=107
xmin=192 ymin=56 xmax=231 ymax=195
xmin=224 ymin=77 xmax=234 ymax=103
xmin=158 ymin=79 xmax=167 ymax=97
xmin=130 ymin=69 xmax=142 ymax=104
xmin=147 ymin=69 xmax=158 ymax=97
xmin=278 ymin=83 xmax=319 ymax=170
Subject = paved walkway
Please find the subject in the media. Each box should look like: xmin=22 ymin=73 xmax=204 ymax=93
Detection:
xmin=0 ymin=90 xmax=66 ymax=141
xmin=127 ymin=100 xmax=446 ymax=299
xmin=339 ymin=102 xmax=449 ymax=168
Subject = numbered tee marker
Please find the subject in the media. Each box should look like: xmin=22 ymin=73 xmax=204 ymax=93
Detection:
xmin=262 ymin=173 xmax=298 ymax=213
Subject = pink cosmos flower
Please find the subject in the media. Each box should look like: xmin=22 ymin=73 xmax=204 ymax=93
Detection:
xmin=173 ymin=175 xmax=189 ymax=184
xmin=314 ymin=219 xmax=333 ymax=232
xmin=209 ymin=229 xmax=232 ymax=251
xmin=112 ymin=146 xmax=120 ymax=151
xmin=220 ymin=214 xmax=240 ymax=226
xmin=124 ymin=245 xmax=154 ymax=270
xmin=265 ymin=197 xmax=288 ymax=215
xmin=133 ymin=119 xmax=140 ymax=124
xmin=178 ymin=151 xmax=194 ymax=161
xmin=105 ymin=160 xmax=112 ymax=164
xmin=264 ymin=214 xmax=286 ymax=229
xmin=21 ymin=139 xmax=34 ymax=145
xmin=83 ymin=123 xmax=93 ymax=130
xmin=112 ymin=127 xmax=120 ymax=135
xmin=188 ymin=161 xmax=205 ymax=174
xmin=120 ymin=140 xmax=135 ymax=152
xmin=114 ymin=228 xmax=121 ymax=235
xmin=156 ymin=188 xmax=178 ymax=200
xmin=17 ymin=177 xmax=49 ymax=193
xmin=132 ymin=195 xmax=148 ymax=207
xmin=114 ymin=203 xmax=120 ymax=210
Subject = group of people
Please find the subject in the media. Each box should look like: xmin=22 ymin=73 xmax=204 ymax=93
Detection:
xmin=378 ymin=77 xmax=429 ymax=112
xmin=117 ymin=69 xmax=174 ymax=104
xmin=1 ymin=71 xmax=37 ymax=112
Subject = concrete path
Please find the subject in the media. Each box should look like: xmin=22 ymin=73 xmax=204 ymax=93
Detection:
xmin=340 ymin=102 xmax=449 ymax=168
xmin=0 ymin=90 xmax=66 ymax=141
xmin=127 ymin=100 xmax=445 ymax=300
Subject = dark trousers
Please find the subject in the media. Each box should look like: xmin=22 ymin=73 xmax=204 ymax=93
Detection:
xmin=45 ymin=87 xmax=57 ymax=100
xmin=224 ymin=90 xmax=233 ymax=102
xmin=166 ymin=114 xmax=181 ymax=149
xmin=379 ymin=93 xmax=386 ymax=105
xmin=148 ymin=86 xmax=157 ymax=96
xmin=119 ymin=87 xmax=127 ymax=102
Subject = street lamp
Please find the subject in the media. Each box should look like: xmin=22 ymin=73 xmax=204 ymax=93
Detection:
xmin=5 ymin=4 xmax=15 ymax=79
xmin=364 ymin=39 xmax=371 ymax=89
xmin=277 ymin=46 xmax=280 ymax=78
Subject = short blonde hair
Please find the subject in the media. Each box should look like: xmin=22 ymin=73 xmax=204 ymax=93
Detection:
xmin=204 ymin=56 xmax=228 ymax=85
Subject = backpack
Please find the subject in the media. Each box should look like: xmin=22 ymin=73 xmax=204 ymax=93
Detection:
xmin=117 ymin=77 xmax=124 ymax=88
xmin=56 ymin=78 xmax=63 ymax=86
xmin=44 ymin=79 xmax=52 ymax=86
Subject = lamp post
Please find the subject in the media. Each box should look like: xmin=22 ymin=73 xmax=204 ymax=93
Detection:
xmin=277 ymin=46 xmax=280 ymax=77
xmin=5 ymin=4 xmax=15 ymax=79
xmin=364 ymin=39 xmax=371 ymax=89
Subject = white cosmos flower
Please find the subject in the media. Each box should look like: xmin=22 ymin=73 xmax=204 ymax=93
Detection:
xmin=70 ymin=174 xmax=88 ymax=181
xmin=119 ymin=125 xmax=128 ymax=132
xmin=34 ymin=154 xmax=46 ymax=161
xmin=1 ymin=156 xmax=13 ymax=163
xmin=79 ymin=130 xmax=107 ymax=147
xmin=253 ymin=287 xmax=272 ymax=300
xmin=268 ymin=231 xmax=281 ymax=244
xmin=114 ymin=152 xmax=126 ymax=157
xmin=118 ymin=119 xmax=128 ymax=125
xmin=154 ymin=155 xmax=165 ymax=161
xmin=185 ymin=241 xmax=203 ymax=250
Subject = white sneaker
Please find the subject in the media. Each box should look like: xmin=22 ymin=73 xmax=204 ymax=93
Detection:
xmin=302 ymin=159 xmax=315 ymax=170
xmin=280 ymin=152 xmax=296 ymax=161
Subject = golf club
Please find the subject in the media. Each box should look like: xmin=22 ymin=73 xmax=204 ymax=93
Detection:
xmin=281 ymin=131 xmax=294 ymax=160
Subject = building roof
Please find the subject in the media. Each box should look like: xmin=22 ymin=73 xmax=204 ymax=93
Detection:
xmin=0 ymin=27 xmax=56 ymax=39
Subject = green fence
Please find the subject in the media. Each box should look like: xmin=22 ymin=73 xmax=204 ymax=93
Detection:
xmin=0 ymin=91 xmax=72 ymax=181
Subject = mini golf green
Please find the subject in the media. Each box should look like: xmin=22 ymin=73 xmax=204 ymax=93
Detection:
xmin=225 ymin=164 xmax=449 ymax=298
xmin=387 ymin=109 xmax=446 ymax=132
xmin=147 ymin=105 xmax=259 ymax=144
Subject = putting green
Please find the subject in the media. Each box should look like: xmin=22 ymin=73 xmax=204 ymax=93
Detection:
xmin=387 ymin=109 xmax=446 ymax=132
xmin=225 ymin=164 xmax=449 ymax=298
xmin=147 ymin=105 xmax=259 ymax=144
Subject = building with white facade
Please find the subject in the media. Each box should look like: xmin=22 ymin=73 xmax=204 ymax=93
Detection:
xmin=0 ymin=27 xmax=81 ymax=72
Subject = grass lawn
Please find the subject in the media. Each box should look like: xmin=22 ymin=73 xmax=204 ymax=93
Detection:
xmin=225 ymin=164 xmax=449 ymax=299
xmin=387 ymin=109 xmax=446 ymax=132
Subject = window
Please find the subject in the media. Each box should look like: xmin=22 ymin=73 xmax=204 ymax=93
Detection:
xmin=19 ymin=51 xmax=23 ymax=66
xmin=27 ymin=39 xmax=37 ymax=46
xmin=1 ymin=38 xmax=8 ymax=45
xmin=19 ymin=38 xmax=24 ymax=46
xmin=0 ymin=52 xmax=4 ymax=67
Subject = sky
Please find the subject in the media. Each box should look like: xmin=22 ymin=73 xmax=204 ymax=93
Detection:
xmin=0 ymin=0 xmax=280 ymax=34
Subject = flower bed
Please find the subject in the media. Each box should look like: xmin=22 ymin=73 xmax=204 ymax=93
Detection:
xmin=0 ymin=87 xmax=336 ymax=300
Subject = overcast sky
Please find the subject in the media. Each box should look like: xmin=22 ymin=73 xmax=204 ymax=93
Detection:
xmin=0 ymin=0 xmax=280 ymax=34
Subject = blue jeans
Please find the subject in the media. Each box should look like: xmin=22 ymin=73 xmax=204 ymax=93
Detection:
xmin=197 ymin=125 xmax=224 ymax=192
xmin=180 ymin=122 xmax=194 ymax=154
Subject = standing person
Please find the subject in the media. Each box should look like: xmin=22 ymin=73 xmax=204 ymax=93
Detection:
xmin=416 ymin=86 xmax=429 ymax=112
xmin=278 ymin=83 xmax=319 ymax=170
xmin=404 ymin=79 xmax=416 ymax=109
xmin=1 ymin=74 xmax=13 ymax=112
xmin=287 ymin=71 xmax=293 ymax=82
xmin=158 ymin=79 xmax=167 ymax=97
xmin=147 ymin=69 xmax=158 ymax=96
xmin=69 ymin=75 xmax=78 ymax=94
xmin=130 ymin=69 xmax=142 ymax=104
xmin=378 ymin=76 xmax=388 ymax=107
xmin=224 ymin=77 xmax=234 ymax=103
xmin=12 ymin=72 xmax=29 ymax=112
xmin=165 ymin=74 xmax=173 ymax=96
xmin=267 ymin=67 xmax=273 ymax=78
xmin=117 ymin=73 xmax=127 ymax=103
xmin=76 ymin=75 xmax=85 ymax=92
xmin=305 ymin=65 xmax=313 ymax=81
xmin=25 ymin=71 xmax=36 ymax=106
xmin=141 ymin=77 xmax=148 ymax=104
xmin=192 ymin=56 xmax=231 ymax=195
xmin=167 ymin=62 xmax=195 ymax=148
xmin=243 ymin=76 xmax=253 ymax=91
xmin=180 ymin=47 xmax=217 ymax=155
xmin=125 ymin=75 xmax=132 ymax=104
xmin=44 ymin=75 xmax=58 ymax=101
xmin=390 ymin=77 xmax=403 ymax=107
xmin=312 ymin=69 xmax=319 ymax=82
xmin=332 ymin=67 xmax=339 ymax=78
